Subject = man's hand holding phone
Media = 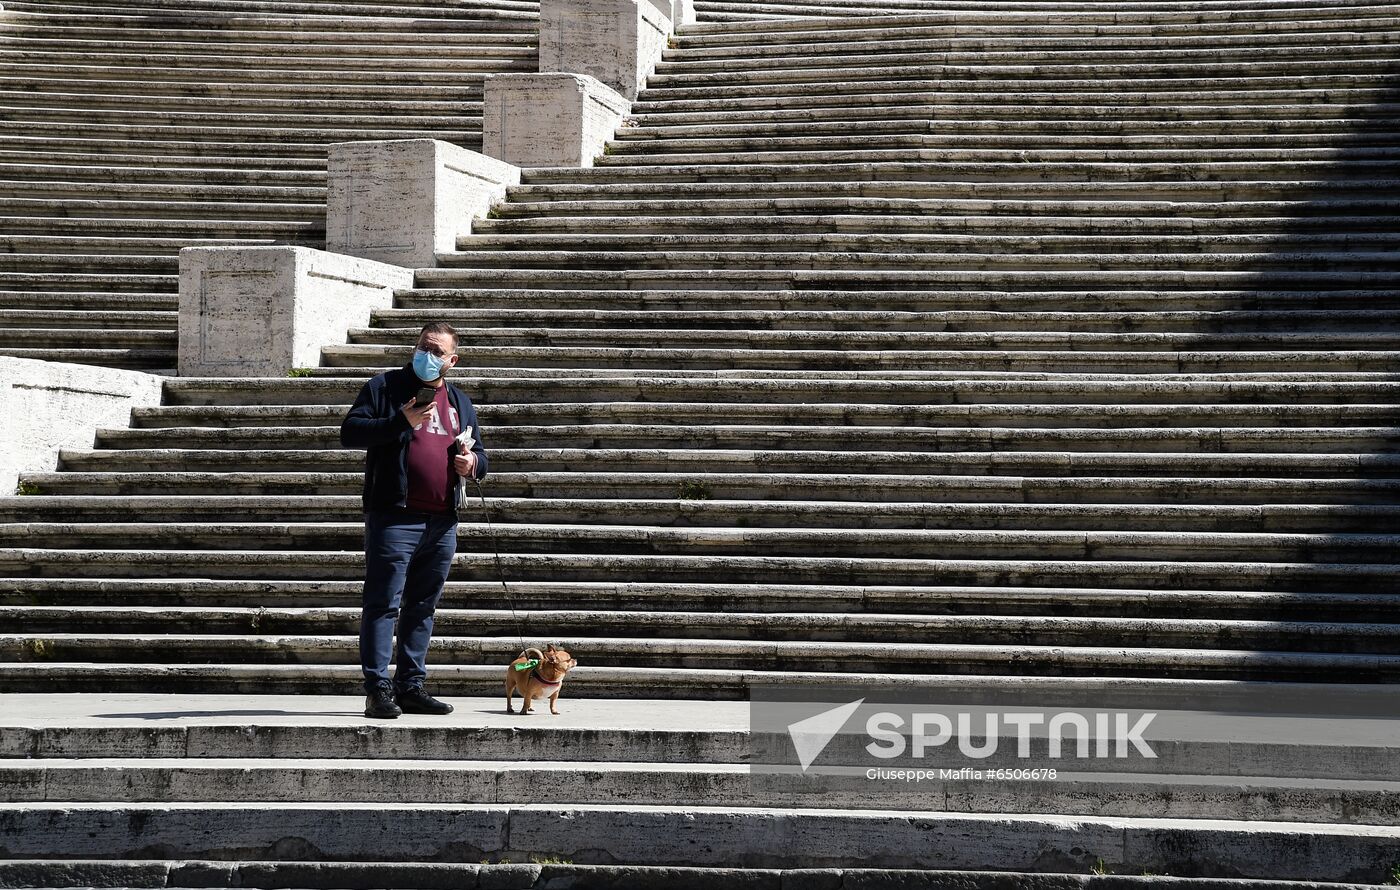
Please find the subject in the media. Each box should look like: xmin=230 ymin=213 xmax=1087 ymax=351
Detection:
xmin=400 ymin=396 xmax=436 ymax=428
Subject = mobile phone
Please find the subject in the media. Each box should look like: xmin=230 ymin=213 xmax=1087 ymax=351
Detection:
xmin=413 ymin=386 xmax=437 ymax=407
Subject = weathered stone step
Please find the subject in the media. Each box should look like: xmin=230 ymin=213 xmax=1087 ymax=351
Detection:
xmin=0 ymin=347 xmax=169 ymax=371
xmin=6 ymin=495 xmax=1398 ymax=535
xmin=89 ymin=423 xmax=1400 ymax=457
xmin=412 ymin=267 xmax=1400 ymax=292
xmin=0 ymin=62 xmax=501 ymax=88
xmin=14 ymin=605 xmax=1400 ymax=655
xmin=0 ymin=145 xmax=328 ymax=171
xmin=0 ymin=272 xmax=172 ymax=294
xmin=1 ymin=0 xmax=538 ymax=25
xmin=0 ymin=104 xmax=479 ymax=129
xmin=0 ymin=196 xmax=328 ymax=220
xmin=2 ymin=857 xmax=1396 ymax=890
xmin=5 ymin=800 xmax=1394 ymax=878
xmin=6 ymin=544 xmax=1394 ymax=593
xmin=22 ymin=471 xmax=1400 ymax=507
xmin=0 ymin=132 xmax=468 ymax=160
xmin=3 ymin=799 xmax=1396 ymax=878
xmin=631 ymin=87 xmax=1399 ymax=119
xmin=0 ymin=290 xmax=174 ymax=309
xmin=0 ymin=118 xmax=475 ymax=144
xmin=5 ymin=577 xmax=1397 ymax=621
xmin=596 ymin=144 xmax=1400 ymax=165
xmin=6 ymin=517 xmax=1398 ymax=562
xmin=317 ymin=345 xmax=1400 ymax=374
xmin=0 ymin=178 xmax=325 ymax=200
xmin=680 ymin=7 xmax=1400 ymax=40
xmin=131 ymin=399 xmax=1400 ymax=430
xmin=46 ymin=446 xmax=1400 ymax=480
xmin=397 ymin=286 xmax=1400 ymax=312
xmin=5 ymin=630 xmax=1400 ymax=681
xmin=0 ymin=254 xmax=173 ymax=273
xmin=653 ymin=46 xmax=1400 ymax=77
xmin=668 ymin=32 xmax=1400 ymax=64
xmin=617 ymin=110 xmax=1400 ymax=141
xmin=0 ymin=216 xmax=324 ymax=239
xmin=367 ymin=307 xmax=1400 ymax=333
xmin=0 ymin=19 xmax=537 ymax=46
xmin=3 ymin=9 xmax=535 ymax=34
xmin=472 ymin=212 xmax=1400 ymax=235
xmin=162 ymin=375 xmax=1400 ymax=406
xmin=0 ymin=327 xmax=173 ymax=349
xmin=0 ymin=89 xmax=480 ymax=117
xmin=0 ymin=73 xmax=482 ymax=100
xmin=7 ymin=756 xmax=1400 ymax=823
xmin=0 ymin=36 xmax=534 ymax=61
xmin=425 ymin=250 xmax=1400 ymax=274
xmin=0 ymin=235 xmax=290 ymax=255
xmin=631 ymin=74 xmax=1398 ymax=107
xmin=0 ymin=160 xmax=323 ymax=185
xmin=643 ymin=58 xmax=1400 ymax=89
xmin=501 ymin=177 xmax=1399 ymax=204
xmin=452 ymin=232 xmax=1400 ymax=256
xmin=0 ymin=308 xmax=173 ymax=329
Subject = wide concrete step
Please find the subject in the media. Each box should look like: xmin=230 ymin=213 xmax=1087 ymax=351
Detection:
xmin=0 ymin=308 xmax=173 ymax=330
xmin=5 ymin=543 xmax=1394 ymax=593
xmin=6 ymin=576 xmax=1398 ymax=621
xmin=316 ymin=345 xmax=1400 ymax=374
xmin=0 ymin=118 xmax=475 ymax=143
xmin=0 ymin=271 xmax=173 ymax=293
xmin=0 ymin=160 xmax=324 ymax=185
xmin=366 ymin=307 xmax=1400 ymax=333
xmin=653 ymin=46 xmax=1400 ymax=79
xmin=0 ymin=60 xmax=502 ymax=86
xmin=681 ymin=8 xmax=1400 ymax=40
xmin=9 ymin=755 xmax=1400 ymax=823
xmin=0 ymin=74 xmax=486 ymax=101
xmin=10 ymin=794 xmax=1400 ymax=878
xmin=452 ymin=232 xmax=1400 ymax=256
xmin=3 ymin=797 xmax=1396 ymax=878
xmin=6 ymin=495 xmax=1399 ymax=535
xmin=0 ymin=235 xmax=295 ymax=255
xmin=0 ymin=327 xmax=173 ymax=349
xmin=6 ymin=858 xmax=1382 ymax=890
xmin=501 ymin=174 xmax=1400 ymax=201
xmin=0 ymin=105 xmax=479 ymax=129
xmin=0 ymin=216 xmax=324 ymax=239
xmin=87 ymin=423 xmax=1400 ymax=457
xmin=0 ymin=178 xmax=325 ymax=200
xmin=615 ymin=111 xmax=1400 ymax=141
xmin=6 ymin=576 xmax=1399 ymax=621
xmin=631 ymin=73 xmax=1399 ymax=108
xmin=397 ymin=286 xmax=1400 ymax=313
xmin=161 ymin=375 xmax=1400 ymax=406
xmin=412 ymin=267 xmax=1400 ymax=291
xmin=20 ymin=468 xmax=1400 ymax=505
xmin=13 ymin=604 xmax=1400 ymax=654
xmin=131 ymin=398 xmax=1400 ymax=430
xmin=470 ymin=212 xmax=1400 ymax=235
xmin=668 ymin=32 xmax=1400 ymax=63
xmin=631 ymin=87 xmax=1399 ymax=121
xmin=4 ymin=629 xmax=1399 ymax=680
xmin=642 ymin=59 xmax=1400 ymax=90
xmin=0 ymin=290 xmax=175 ymax=310
xmin=0 ymin=89 xmax=480 ymax=116
xmin=5 ymin=517 xmax=1398 ymax=561
xmin=1 ymin=0 xmax=538 ymax=25
xmin=0 ymin=196 xmax=327 ymax=220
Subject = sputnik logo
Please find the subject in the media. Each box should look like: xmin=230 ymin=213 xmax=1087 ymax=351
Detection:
xmin=786 ymin=698 xmax=864 ymax=772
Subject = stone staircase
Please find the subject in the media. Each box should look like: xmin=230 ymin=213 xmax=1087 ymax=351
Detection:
xmin=0 ymin=0 xmax=538 ymax=373
xmin=3 ymin=0 xmax=1400 ymax=880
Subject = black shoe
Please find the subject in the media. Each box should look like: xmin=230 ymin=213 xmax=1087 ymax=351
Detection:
xmin=365 ymin=681 xmax=402 ymax=719
xmin=396 ymin=685 xmax=454 ymax=714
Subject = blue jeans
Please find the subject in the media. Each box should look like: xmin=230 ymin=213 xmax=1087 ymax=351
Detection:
xmin=359 ymin=507 xmax=458 ymax=694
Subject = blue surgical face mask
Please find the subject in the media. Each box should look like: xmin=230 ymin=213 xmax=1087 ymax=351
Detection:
xmin=412 ymin=347 xmax=447 ymax=382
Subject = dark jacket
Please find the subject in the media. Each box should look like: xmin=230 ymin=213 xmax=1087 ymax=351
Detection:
xmin=339 ymin=362 xmax=489 ymax=513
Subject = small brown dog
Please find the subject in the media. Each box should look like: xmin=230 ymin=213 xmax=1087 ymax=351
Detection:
xmin=505 ymin=644 xmax=578 ymax=715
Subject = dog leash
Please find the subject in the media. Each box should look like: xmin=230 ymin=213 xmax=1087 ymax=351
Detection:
xmin=465 ymin=476 xmax=529 ymax=654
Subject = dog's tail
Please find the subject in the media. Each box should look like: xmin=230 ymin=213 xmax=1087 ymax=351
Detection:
xmin=518 ymin=647 xmax=545 ymax=662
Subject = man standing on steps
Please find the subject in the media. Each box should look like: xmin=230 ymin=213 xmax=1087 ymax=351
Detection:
xmin=340 ymin=321 xmax=490 ymax=720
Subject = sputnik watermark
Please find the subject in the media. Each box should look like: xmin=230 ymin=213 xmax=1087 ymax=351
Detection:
xmin=786 ymin=699 xmax=1157 ymax=775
